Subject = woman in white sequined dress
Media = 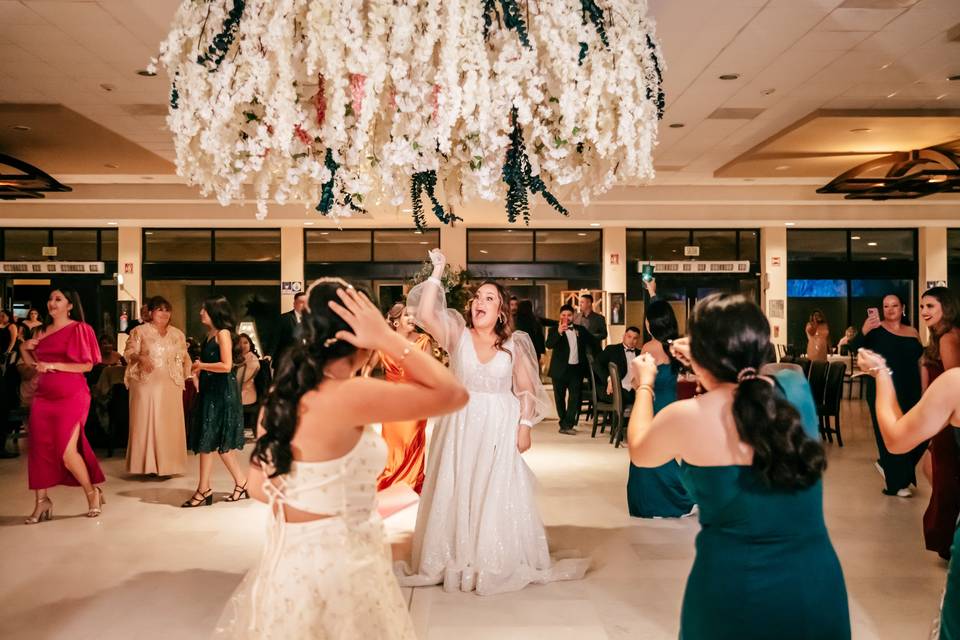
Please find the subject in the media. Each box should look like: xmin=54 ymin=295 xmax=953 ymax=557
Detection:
xmin=397 ymin=250 xmax=589 ymax=595
xmin=213 ymin=279 xmax=467 ymax=639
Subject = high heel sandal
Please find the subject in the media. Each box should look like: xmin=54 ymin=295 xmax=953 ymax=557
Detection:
xmin=223 ymin=483 xmax=249 ymax=503
xmin=86 ymin=487 xmax=105 ymax=517
xmin=181 ymin=488 xmax=213 ymax=508
xmin=24 ymin=497 xmax=53 ymax=525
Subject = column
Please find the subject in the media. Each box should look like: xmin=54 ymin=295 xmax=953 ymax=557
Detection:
xmin=603 ymin=226 xmax=627 ymax=344
xmin=918 ymin=226 xmax=948 ymax=342
xmin=280 ymin=226 xmax=305 ymax=313
xmin=440 ymin=222 xmax=467 ymax=270
xmin=117 ymin=226 xmax=142 ymax=306
xmin=761 ymin=227 xmax=788 ymax=350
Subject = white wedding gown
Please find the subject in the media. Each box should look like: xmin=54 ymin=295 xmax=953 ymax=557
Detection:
xmin=396 ymin=278 xmax=589 ymax=595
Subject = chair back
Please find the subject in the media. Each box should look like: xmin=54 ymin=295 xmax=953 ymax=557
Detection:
xmin=608 ymin=362 xmax=623 ymax=416
xmin=586 ymin=352 xmax=600 ymax=408
xmin=760 ymin=362 xmax=803 ymax=376
xmin=823 ymin=361 xmax=846 ymax=414
xmin=808 ymin=360 xmax=829 ymax=405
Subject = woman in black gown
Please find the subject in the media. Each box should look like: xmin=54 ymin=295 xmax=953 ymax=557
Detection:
xmin=851 ymin=294 xmax=925 ymax=497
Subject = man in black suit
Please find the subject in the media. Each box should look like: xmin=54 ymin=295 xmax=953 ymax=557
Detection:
xmin=546 ymin=304 xmax=597 ymax=435
xmin=598 ymin=325 xmax=642 ymax=406
xmin=272 ymin=291 xmax=306 ymax=371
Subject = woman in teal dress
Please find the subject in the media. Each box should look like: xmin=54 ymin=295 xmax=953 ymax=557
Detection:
xmin=627 ymin=300 xmax=694 ymax=518
xmin=183 ymin=296 xmax=247 ymax=508
xmin=858 ymin=349 xmax=960 ymax=639
xmin=626 ymin=293 xmax=849 ymax=640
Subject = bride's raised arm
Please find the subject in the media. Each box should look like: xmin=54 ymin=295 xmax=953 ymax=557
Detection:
xmin=405 ymin=249 xmax=466 ymax=354
xmin=511 ymin=331 xmax=551 ymax=428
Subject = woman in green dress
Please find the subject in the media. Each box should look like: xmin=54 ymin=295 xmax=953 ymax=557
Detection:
xmin=627 ymin=293 xmax=849 ymax=640
xmin=858 ymin=348 xmax=960 ymax=639
xmin=182 ymin=296 xmax=247 ymax=508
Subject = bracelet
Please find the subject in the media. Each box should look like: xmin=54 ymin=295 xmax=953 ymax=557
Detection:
xmin=868 ymin=365 xmax=893 ymax=377
xmin=637 ymin=384 xmax=655 ymax=402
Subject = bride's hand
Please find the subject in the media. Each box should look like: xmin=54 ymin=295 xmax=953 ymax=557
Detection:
xmin=428 ymin=248 xmax=446 ymax=279
xmin=517 ymin=426 xmax=532 ymax=453
xmin=329 ymin=287 xmax=394 ymax=350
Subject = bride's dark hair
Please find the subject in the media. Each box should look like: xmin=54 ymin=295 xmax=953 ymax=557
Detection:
xmin=465 ymin=280 xmax=513 ymax=356
xmin=252 ymin=278 xmax=366 ymax=477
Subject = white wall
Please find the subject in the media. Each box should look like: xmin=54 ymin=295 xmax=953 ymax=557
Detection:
xmin=919 ymin=226 xmax=949 ymax=342
xmin=761 ymin=226 xmax=788 ymax=350
xmin=117 ymin=226 xmax=141 ymax=306
xmin=280 ymin=227 xmax=305 ymax=312
xmin=603 ymin=226 xmax=627 ymax=345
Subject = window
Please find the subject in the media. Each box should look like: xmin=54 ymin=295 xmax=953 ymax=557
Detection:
xmin=100 ymin=229 xmax=118 ymax=262
xmin=644 ymin=230 xmax=689 ymax=260
xmin=850 ymin=229 xmax=914 ymax=262
xmin=215 ymin=230 xmax=281 ymax=262
xmin=4 ymin=229 xmax=48 ymax=261
xmin=534 ymin=230 xmax=601 ymax=262
xmin=468 ymin=230 xmax=534 ymax=262
xmin=787 ymin=230 xmax=847 ymax=262
xmin=305 ymin=230 xmax=372 ymax=262
xmin=691 ymin=230 xmax=738 ymax=260
xmin=738 ymin=230 xmax=759 ymax=263
xmin=145 ymin=230 xmax=212 ymax=262
xmin=373 ymin=229 xmax=439 ymax=262
xmin=52 ymin=229 xmax=99 ymax=261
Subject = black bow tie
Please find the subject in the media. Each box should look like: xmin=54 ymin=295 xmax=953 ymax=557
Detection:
xmin=625 ymin=348 xmax=637 ymax=354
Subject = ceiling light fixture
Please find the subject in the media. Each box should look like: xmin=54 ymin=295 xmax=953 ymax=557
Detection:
xmin=589 ymin=223 xmax=601 ymax=227
xmin=718 ymin=74 xmax=740 ymax=81
xmin=937 ymin=94 xmax=948 ymax=100
xmin=99 ymin=83 xmax=116 ymax=92
xmin=775 ymin=165 xmax=790 ymax=171
xmin=880 ymin=256 xmax=888 ymax=261
xmin=480 ymin=249 xmax=489 ymax=254
xmin=304 ymin=221 xmax=314 ymax=226
xmin=785 ymin=222 xmax=796 ymax=227
xmin=849 ymin=128 xmax=871 ymax=133
xmin=886 ymin=91 xmax=898 ymax=98
xmin=11 ymin=125 xmax=31 ymax=132
xmin=136 ymin=69 xmax=157 ymax=77
xmin=867 ymin=241 xmax=878 ymax=246
xmin=880 ymin=63 xmax=892 ymax=70
xmin=668 ymin=123 xmax=685 ymax=128
xmin=851 ymin=235 xmax=861 ymax=240
xmin=761 ymin=88 xmax=776 ymax=96
xmin=320 ymin=231 xmax=329 ymax=235
xmin=577 ymin=232 xmax=587 ymax=237
xmin=949 ymin=74 xmax=960 ymax=81
xmin=107 ymin=221 xmax=119 ymax=226
xmin=419 ymin=241 xmax=429 ymax=245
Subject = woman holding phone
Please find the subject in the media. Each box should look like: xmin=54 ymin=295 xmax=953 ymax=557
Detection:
xmin=850 ymin=294 xmax=925 ymax=497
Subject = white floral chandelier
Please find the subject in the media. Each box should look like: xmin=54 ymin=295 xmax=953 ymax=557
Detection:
xmin=155 ymin=0 xmax=665 ymax=228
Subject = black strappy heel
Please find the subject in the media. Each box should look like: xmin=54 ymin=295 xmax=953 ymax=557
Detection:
xmin=224 ymin=483 xmax=249 ymax=503
xmin=181 ymin=488 xmax=213 ymax=508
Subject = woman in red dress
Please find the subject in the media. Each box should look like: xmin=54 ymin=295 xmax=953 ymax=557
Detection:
xmin=20 ymin=289 xmax=105 ymax=524
xmin=375 ymin=303 xmax=433 ymax=494
xmin=920 ymin=286 xmax=960 ymax=559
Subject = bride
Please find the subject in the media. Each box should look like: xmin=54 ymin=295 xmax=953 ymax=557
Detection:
xmin=397 ymin=249 xmax=589 ymax=595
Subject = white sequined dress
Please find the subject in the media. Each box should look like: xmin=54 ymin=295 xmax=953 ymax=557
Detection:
xmin=213 ymin=426 xmax=415 ymax=639
xmin=396 ymin=278 xmax=589 ymax=595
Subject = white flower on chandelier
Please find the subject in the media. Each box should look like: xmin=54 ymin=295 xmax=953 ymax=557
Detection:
xmin=156 ymin=0 xmax=665 ymax=227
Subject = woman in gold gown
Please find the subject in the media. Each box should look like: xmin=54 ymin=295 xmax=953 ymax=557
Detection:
xmin=376 ymin=304 xmax=433 ymax=494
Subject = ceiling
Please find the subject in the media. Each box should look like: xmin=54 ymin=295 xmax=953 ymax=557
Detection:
xmin=0 ymin=0 xmax=959 ymax=227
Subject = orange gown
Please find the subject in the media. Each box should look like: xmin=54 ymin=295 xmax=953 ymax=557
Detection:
xmin=377 ymin=333 xmax=433 ymax=494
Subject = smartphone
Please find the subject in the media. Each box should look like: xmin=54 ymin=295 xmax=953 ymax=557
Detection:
xmin=867 ymin=307 xmax=879 ymax=321
xmin=641 ymin=263 xmax=655 ymax=283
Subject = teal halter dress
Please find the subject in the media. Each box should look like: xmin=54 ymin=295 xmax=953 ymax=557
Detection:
xmin=678 ymin=370 xmax=850 ymax=640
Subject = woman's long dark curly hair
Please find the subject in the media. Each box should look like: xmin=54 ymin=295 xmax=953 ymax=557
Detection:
xmin=252 ymin=278 xmax=365 ymax=477
xmin=689 ymin=293 xmax=826 ymax=491
xmin=200 ymin=296 xmax=241 ymax=364
xmin=922 ymin=286 xmax=960 ymax=364
xmin=645 ymin=299 xmax=681 ymax=374
xmin=464 ymin=280 xmax=513 ymax=357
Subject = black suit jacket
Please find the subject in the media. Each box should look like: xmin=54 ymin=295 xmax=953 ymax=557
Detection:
xmin=598 ymin=344 xmax=635 ymax=388
xmin=272 ymin=310 xmax=302 ymax=363
xmin=546 ymin=326 xmax=594 ymax=379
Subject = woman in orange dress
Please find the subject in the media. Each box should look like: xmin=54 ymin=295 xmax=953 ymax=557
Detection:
xmin=376 ymin=303 xmax=434 ymax=494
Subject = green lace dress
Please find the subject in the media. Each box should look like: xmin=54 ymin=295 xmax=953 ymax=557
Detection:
xmin=189 ymin=336 xmax=244 ymax=454
xmin=678 ymin=370 xmax=850 ymax=640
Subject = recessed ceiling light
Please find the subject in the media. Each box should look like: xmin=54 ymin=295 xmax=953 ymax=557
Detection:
xmin=937 ymin=94 xmax=948 ymax=101
xmin=785 ymin=222 xmax=796 ymax=227
xmin=11 ymin=125 xmax=31 ymax=132
xmin=880 ymin=256 xmax=888 ymax=261
xmin=320 ymin=231 xmax=329 ymax=235
xmin=419 ymin=241 xmax=429 ymax=245
xmin=880 ymin=63 xmax=892 ymax=70
xmin=886 ymin=91 xmax=898 ymax=98
xmin=668 ymin=123 xmax=685 ymax=128
xmin=589 ymin=223 xmax=601 ymax=227
xmin=107 ymin=221 xmax=119 ymax=226
xmin=949 ymin=74 xmax=960 ymax=82
xmin=413 ymin=229 xmax=423 ymax=234
xmin=761 ymin=88 xmax=776 ymax=96
xmin=136 ymin=69 xmax=157 ymax=77
xmin=145 ymin=231 xmax=154 ymax=235
xmin=867 ymin=241 xmax=878 ymax=246
xmin=99 ymin=83 xmax=116 ymax=92
xmin=104 ymin=163 xmax=119 ymax=169
xmin=775 ymin=165 xmax=790 ymax=171
xmin=577 ymin=233 xmax=587 ymax=237
xmin=851 ymin=235 xmax=861 ymax=240
xmin=849 ymin=128 xmax=871 ymax=133
xmin=480 ymin=249 xmax=489 ymax=254
xmin=505 ymin=229 xmax=513 ymax=233
xmin=304 ymin=221 xmax=314 ymax=226
xmin=718 ymin=74 xmax=740 ymax=81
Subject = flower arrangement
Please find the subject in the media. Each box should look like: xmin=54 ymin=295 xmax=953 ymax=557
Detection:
xmin=154 ymin=0 xmax=665 ymax=227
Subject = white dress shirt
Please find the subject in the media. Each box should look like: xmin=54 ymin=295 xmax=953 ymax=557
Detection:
xmin=621 ymin=346 xmax=637 ymax=390
xmin=565 ymin=329 xmax=579 ymax=365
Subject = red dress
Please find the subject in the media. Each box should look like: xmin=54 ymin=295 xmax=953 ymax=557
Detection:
xmin=923 ymin=361 xmax=960 ymax=558
xmin=28 ymin=322 xmax=105 ymax=490
xmin=376 ymin=334 xmax=432 ymax=494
